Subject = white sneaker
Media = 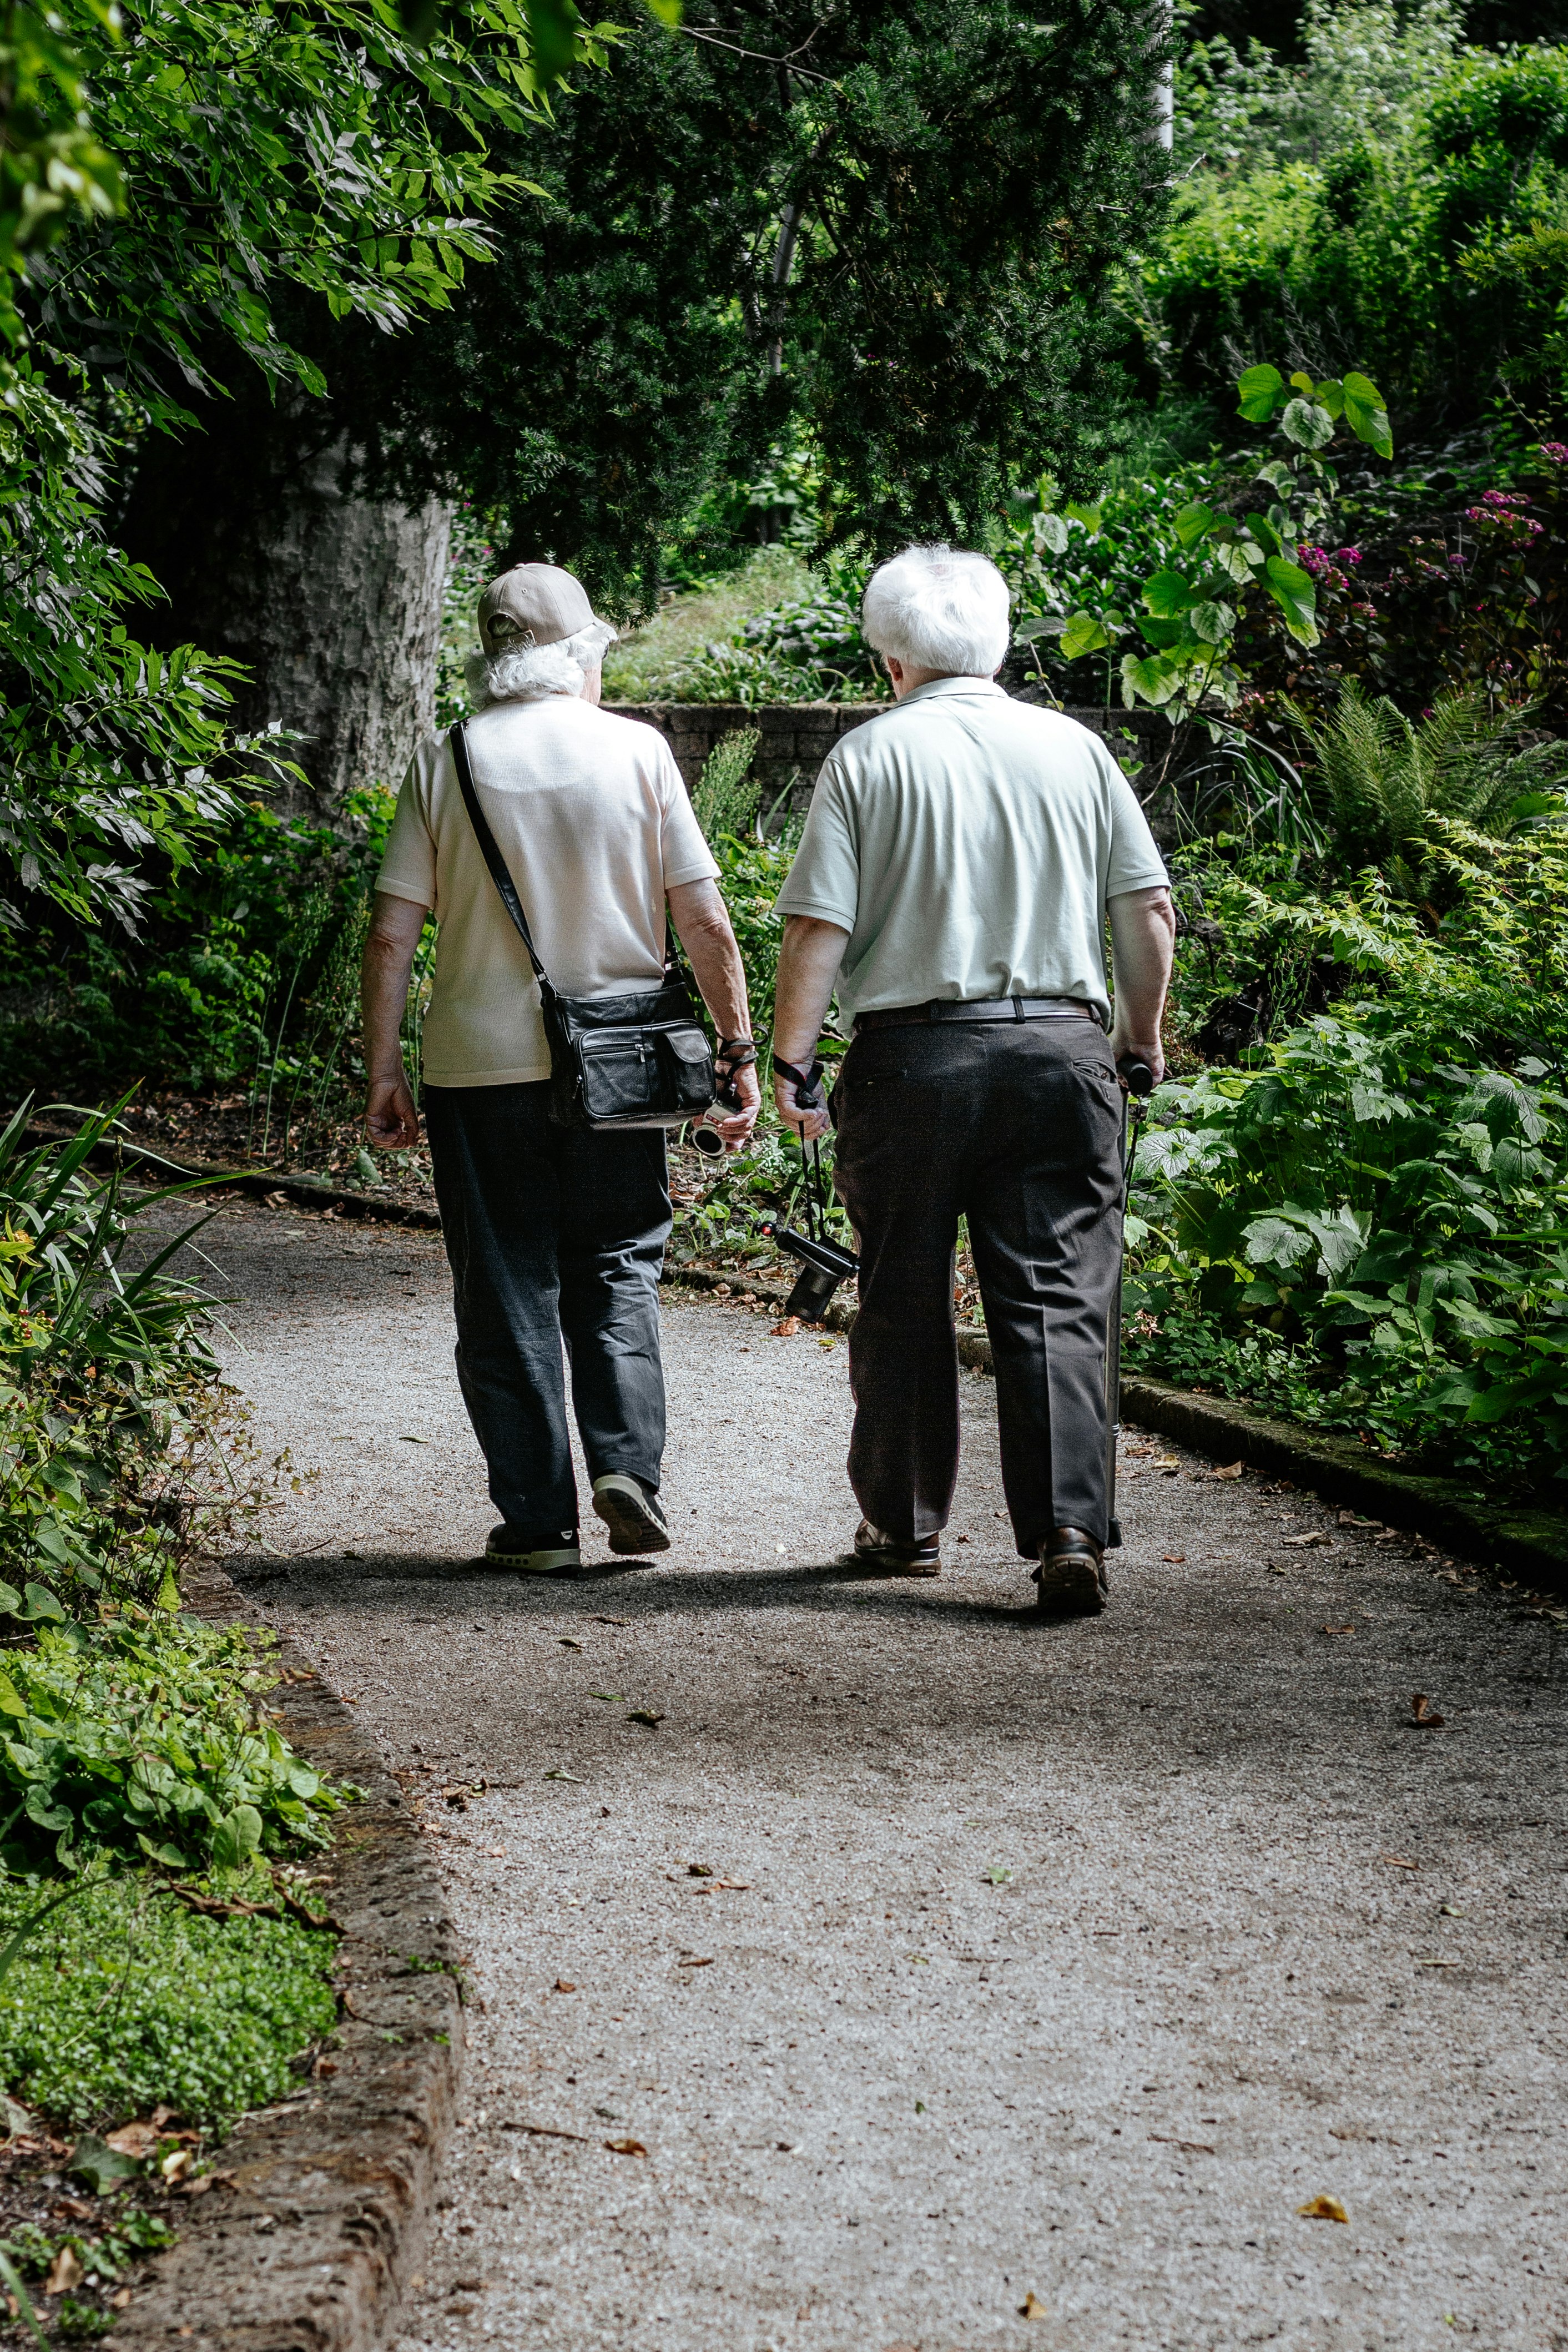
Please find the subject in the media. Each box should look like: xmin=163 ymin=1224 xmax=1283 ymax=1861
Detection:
xmin=592 ymin=1474 xmax=672 ymax=1555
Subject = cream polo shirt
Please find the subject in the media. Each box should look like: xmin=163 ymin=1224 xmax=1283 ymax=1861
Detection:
xmin=376 ymin=695 xmax=718 ymax=1087
xmin=773 ymin=677 xmax=1169 ymax=1027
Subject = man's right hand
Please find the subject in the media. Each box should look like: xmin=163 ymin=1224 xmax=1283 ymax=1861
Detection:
xmin=1109 ymin=1031 xmax=1166 ymax=1092
xmin=774 ymin=1069 xmax=831 ymax=1142
xmin=366 ymin=1075 xmax=420 ymax=1150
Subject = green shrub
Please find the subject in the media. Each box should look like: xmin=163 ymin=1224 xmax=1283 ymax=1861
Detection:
xmin=0 ymin=1615 xmax=354 ymax=1876
xmin=0 ymin=1873 xmax=336 ymax=2130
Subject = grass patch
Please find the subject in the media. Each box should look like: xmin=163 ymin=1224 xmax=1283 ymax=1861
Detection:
xmin=0 ymin=1873 xmax=337 ymax=2132
xmin=602 ymin=547 xmax=811 ymax=702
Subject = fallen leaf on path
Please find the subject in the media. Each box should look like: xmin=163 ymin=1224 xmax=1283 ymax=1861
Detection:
xmin=104 ymin=2120 xmax=157 ymax=2158
xmin=677 ymin=1955 xmax=713 ymax=1967
xmin=1338 ymin=1510 xmax=1382 ymax=1528
xmin=1380 ymin=1854 xmax=1419 ymax=1870
xmin=1150 ymin=2133 xmax=1217 ymax=2154
xmin=44 ymin=2247 xmax=84 ymax=2295
xmin=604 ymin=2137 xmax=648 ymax=2157
xmin=160 ymin=2148 xmax=192 ymax=2183
xmin=1019 ymin=2292 xmax=1048 ymax=2320
xmin=558 ymin=1637 xmax=583 ymax=1650
xmin=1162 ymin=1553 xmax=1186 ymax=1564
xmin=986 ymin=1866 xmax=1012 ymax=1885
xmin=1282 ymin=1532 xmax=1332 ymax=1548
xmin=589 ymin=1690 xmax=624 ymax=1702
xmin=1321 ymin=1624 xmax=1356 ymax=1636
xmin=686 ymin=1862 xmax=714 ymax=1876
xmin=592 ymin=1616 xmax=629 ymax=1628
xmin=1210 ymin=1461 xmax=1243 ymax=1480
xmin=542 ymin=1769 xmax=582 ymax=1782
xmin=1417 ymin=1959 xmax=1462 ymax=1968
xmin=1297 ymin=2195 xmax=1348 ymax=2223
xmin=1409 ymin=1693 xmax=1446 ymax=1728
xmin=501 ymin=2121 xmax=588 ymax=2142
xmin=627 ymin=1708 xmax=665 ymax=1726
xmin=771 ymin=1317 xmax=800 ymax=1337
xmin=817 ymin=1336 xmax=836 ymax=1349
xmin=553 ymin=1978 xmax=577 ymax=1994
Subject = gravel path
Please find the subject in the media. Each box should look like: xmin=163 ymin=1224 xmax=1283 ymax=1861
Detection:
xmin=203 ymin=1198 xmax=1566 ymax=2352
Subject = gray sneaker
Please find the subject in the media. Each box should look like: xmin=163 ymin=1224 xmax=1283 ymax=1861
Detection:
xmin=592 ymin=1474 xmax=671 ymax=1555
xmin=1033 ymin=1527 xmax=1108 ymax=1616
xmin=485 ymin=1525 xmax=581 ymax=1574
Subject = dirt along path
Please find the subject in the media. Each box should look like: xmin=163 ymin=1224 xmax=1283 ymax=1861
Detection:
xmin=199 ymin=1196 xmax=1565 ymax=2351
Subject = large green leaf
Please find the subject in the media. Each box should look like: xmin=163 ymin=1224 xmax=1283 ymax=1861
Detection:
xmin=1342 ymin=371 xmax=1394 ymax=458
xmin=1120 ymin=650 xmax=1183 ymax=708
xmin=1143 ymin=570 xmax=1195 ymax=617
xmin=1263 ymin=556 xmax=1319 ymax=646
xmin=1173 ymin=502 xmax=1221 ymax=550
xmin=1236 ymin=363 xmax=1285 ymax=422
xmin=1060 ymin=610 xmax=1110 ymax=661
xmin=1280 ymin=396 xmax=1335 ymax=450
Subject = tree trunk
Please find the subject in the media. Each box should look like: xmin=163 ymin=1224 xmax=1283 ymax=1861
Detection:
xmin=122 ymin=395 xmax=452 ymax=813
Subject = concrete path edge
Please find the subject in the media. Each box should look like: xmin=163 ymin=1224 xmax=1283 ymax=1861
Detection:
xmin=103 ymin=1563 xmax=463 ymax=2352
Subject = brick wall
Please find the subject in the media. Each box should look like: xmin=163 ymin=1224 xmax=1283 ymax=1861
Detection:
xmin=606 ymin=699 xmax=1179 ymax=823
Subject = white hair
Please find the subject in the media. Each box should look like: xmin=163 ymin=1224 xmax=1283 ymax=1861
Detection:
xmin=861 ymin=544 xmax=1011 ymax=676
xmin=466 ymin=620 xmax=618 ymax=707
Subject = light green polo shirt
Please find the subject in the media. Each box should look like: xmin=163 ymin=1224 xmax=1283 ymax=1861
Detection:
xmin=773 ymin=677 xmax=1168 ymax=1026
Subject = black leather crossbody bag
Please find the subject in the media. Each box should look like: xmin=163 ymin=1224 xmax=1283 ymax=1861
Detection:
xmin=450 ymin=720 xmax=717 ymax=1132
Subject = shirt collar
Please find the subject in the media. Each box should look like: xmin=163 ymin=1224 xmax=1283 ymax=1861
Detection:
xmin=897 ymin=675 xmax=1009 ymax=708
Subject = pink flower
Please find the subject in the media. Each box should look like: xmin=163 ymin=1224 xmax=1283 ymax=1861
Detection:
xmin=1333 ymin=545 xmax=1362 ymax=566
xmin=1481 ymin=489 xmax=1527 ymax=507
xmin=1539 ymin=441 xmax=1568 ymax=463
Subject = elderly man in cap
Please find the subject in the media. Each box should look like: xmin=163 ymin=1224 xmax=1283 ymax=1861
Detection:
xmin=772 ymin=543 xmax=1174 ymax=1616
xmin=362 ymin=562 xmax=760 ymax=1573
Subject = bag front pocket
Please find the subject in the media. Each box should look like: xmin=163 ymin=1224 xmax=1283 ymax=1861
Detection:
xmin=656 ymin=1023 xmax=716 ymax=1115
xmin=576 ymin=1031 xmax=662 ymax=1122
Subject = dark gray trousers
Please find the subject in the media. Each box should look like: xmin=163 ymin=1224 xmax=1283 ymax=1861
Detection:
xmin=424 ymin=1082 xmax=670 ymax=1540
xmin=831 ymin=1019 xmax=1125 ymax=1554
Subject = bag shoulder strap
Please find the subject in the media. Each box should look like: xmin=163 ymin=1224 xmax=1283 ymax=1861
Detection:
xmin=449 ymin=720 xmax=551 ymax=989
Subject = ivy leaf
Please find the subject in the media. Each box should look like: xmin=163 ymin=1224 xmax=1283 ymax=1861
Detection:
xmin=1059 ymin=610 xmax=1110 ymax=660
xmin=1236 ymin=362 xmax=1285 ymax=422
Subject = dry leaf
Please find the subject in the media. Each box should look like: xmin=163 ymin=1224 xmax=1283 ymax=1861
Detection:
xmin=1380 ymin=1854 xmax=1418 ymax=1870
xmin=554 ymin=1978 xmax=577 ymax=1993
xmin=558 ymin=1637 xmax=583 ymax=1650
xmin=687 ymin=1862 xmax=714 ymax=1876
xmin=1210 ymin=1461 xmax=1244 ymax=1480
xmin=1149 ymin=2133 xmax=1217 ymax=2153
xmin=542 ymin=1769 xmax=582 ymax=1783
xmin=104 ymin=2120 xmax=157 ymax=2158
xmin=592 ymin=1615 xmax=629 ymax=1626
xmin=604 ymin=2137 xmax=648 ymax=2157
xmin=1019 ymin=2291 xmax=1049 ymax=2320
xmin=1338 ymin=1510 xmax=1382 ymax=1529
xmin=44 ymin=2246 xmax=84 ymax=2295
xmin=1282 ymin=1532 xmax=1332 ymax=1548
xmin=110 ymin=2288 xmax=133 ymax=2310
xmin=160 ymin=2147 xmax=192 ymax=2183
xmin=677 ymin=1955 xmax=713 ymax=1968
xmin=1162 ymin=1553 xmax=1186 ymax=1564
xmin=1321 ymin=1623 xmax=1356 ymax=1636
xmin=770 ymin=1317 xmax=801 ymax=1337
xmin=627 ymin=1708 xmax=665 ymax=1726
xmin=1409 ymin=1693 xmax=1446 ymax=1728
xmin=1297 ymin=2195 xmax=1348 ymax=2223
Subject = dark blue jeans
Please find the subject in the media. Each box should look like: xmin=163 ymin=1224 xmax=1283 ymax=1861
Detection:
xmin=424 ymin=1082 xmax=671 ymax=1540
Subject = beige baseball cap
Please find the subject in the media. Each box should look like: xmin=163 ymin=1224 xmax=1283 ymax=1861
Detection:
xmin=478 ymin=561 xmax=601 ymax=657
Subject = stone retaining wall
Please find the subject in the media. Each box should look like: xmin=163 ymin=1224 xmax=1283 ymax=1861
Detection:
xmin=606 ymin=701 xmax=1177 ymax=821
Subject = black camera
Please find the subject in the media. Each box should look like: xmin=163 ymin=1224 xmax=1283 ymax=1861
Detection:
xmin=777 ymin=1222 xmax=859 ymax=1320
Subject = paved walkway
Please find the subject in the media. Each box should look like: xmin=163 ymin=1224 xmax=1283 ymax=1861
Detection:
xmin=207 ymin=1200 xmax=1566 ymax=2352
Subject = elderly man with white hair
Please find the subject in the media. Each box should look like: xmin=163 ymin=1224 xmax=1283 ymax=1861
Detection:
xmin=772 ymin=543 xmax=1174 ymax=1616
xmin=361 ymin=561 xmax=760 ymax=1574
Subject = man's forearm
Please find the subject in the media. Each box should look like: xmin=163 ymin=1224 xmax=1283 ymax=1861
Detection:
xmin=667 ymin=879 xmax=752 ymax=1039
xmin=361 ymin=897 xmax=426 ymax=1078
xmin=1107 ymin=885 xmax=1176 ymax=1079
xmin=773 ymin=915 xmax=848 ymax=1066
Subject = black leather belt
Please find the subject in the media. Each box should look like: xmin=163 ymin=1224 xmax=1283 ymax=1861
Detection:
xmin=854 ymin=995 xmax=1101 ymax=1035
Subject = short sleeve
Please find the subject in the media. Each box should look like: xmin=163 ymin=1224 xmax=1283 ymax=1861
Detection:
xmin=658 ymin=748 xmax=720 ymax=888
xmin=376 ymin=740 xmax=440 ymax=908
xmin=773 ymin=760 xmax=860 ymax=928
xmin=1103 ymin=757 xmax=1169 ymax=898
